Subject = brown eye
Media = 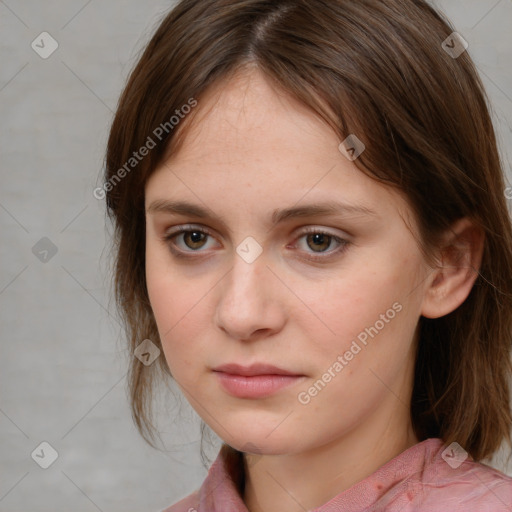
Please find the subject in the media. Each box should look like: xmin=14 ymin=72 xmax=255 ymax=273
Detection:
xmin=163 ymin=225 xmax=218 ymax=257
xmin=163 ymin=225 xmax=349 ymax=263
xmin=182 ymin=231 xmax=208 ymax=250
xmin=293 ymin=228 xmax=349 ymax=262
xmin=305 ymin=233 xmax=333 ymax=252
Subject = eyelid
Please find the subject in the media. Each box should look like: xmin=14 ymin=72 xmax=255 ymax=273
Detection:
xmin=294 ymin=225 xmax=350 ymax=240
xmin=163 ymin=224 xmax=219 ymax=247
xmin=289 ymin=226 xmax=349 ymax=261
xmin=163 ymin=224 xmax=349 ymax=241
xmin=164 ymin=223 xmax=216 ymax=238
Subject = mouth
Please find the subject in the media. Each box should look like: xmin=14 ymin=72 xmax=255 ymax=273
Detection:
xmin=212 ymin=363 xmax=306 ymax=399
xmin=212 ymin=362 xmax=303 ymax=377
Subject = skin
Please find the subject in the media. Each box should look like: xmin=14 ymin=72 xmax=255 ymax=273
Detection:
xmin=144 ymin=67 xmax=484 ymax=512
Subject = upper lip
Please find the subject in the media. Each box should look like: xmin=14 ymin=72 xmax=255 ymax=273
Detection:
xmin=213 ymin=363 xmax=302 ymax=377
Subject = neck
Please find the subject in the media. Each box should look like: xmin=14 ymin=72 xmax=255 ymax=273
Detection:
xmin=242 ymin=408 xmax=418 ymax=512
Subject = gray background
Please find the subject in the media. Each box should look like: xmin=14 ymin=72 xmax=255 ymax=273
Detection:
xmin=1 ymin=1 xmax=511 ymax=511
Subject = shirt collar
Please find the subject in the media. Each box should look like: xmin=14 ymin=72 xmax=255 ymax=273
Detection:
xmin=198 ymin=438 xmax=447 ymax=511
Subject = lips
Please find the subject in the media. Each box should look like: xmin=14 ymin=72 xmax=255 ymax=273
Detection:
xmin=212 ymin=362 xmax=303 ymax=377
xmin=210 ymin=362 xmax=306 ymax=399
xmin=212 ymin=363 xmax=305 ymax=399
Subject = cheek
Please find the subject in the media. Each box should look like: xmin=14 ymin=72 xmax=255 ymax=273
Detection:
xmin=145 ymin=247 xmax=208 ymax=374
xmin=307 ymin=268 xmax=403 ymax=336
xmin=302 ymin=255 xmax=420 ymax=369
xmin=295 ymin=277 xmax=417 ymax=424
xmin=149 ymin=286 xmax=208 ymax=380
xmin=146 ymin=239 xmax=202 ymax=329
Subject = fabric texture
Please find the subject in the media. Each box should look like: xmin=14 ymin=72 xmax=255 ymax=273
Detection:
xmin=162 ymin=438 xmax=512 ymax=511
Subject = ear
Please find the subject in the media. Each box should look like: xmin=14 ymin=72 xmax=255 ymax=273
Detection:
xmin=421 ymin=218 xmax=485 ymax=319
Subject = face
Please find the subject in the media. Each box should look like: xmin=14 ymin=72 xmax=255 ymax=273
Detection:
xmin=145 ymin=68 xmax=433 ymax=456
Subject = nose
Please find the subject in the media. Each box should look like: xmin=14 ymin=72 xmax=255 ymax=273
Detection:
xmin=213 ymin=245 xmax=286 ymax=341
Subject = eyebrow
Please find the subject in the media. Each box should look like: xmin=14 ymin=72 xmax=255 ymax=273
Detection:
xmin=145 ymin=199 xmax=378 ymax=227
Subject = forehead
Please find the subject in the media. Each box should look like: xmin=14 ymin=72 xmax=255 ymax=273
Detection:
xmin=166 ymin=68 xmax=333 ymax=164
xmin=146 ymin=68 xmax=413 ymax=227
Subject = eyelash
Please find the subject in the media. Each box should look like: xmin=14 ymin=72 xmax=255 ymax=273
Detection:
xmin=162 ymin=224 xmax=349 ymax=262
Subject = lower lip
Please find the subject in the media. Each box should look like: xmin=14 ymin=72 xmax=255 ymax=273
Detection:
xmin=214 ymin=372 xmax=304 ymax=398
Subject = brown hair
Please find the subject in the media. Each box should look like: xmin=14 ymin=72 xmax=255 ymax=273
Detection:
xmin=104 ymin=0 xmax=512 ymax=463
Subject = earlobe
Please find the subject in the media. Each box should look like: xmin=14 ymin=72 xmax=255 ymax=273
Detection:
xmin=421 ymin=218 xmax=485 ymax=319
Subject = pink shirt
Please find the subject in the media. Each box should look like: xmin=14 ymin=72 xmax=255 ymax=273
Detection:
xmin=162 ymin=438 xmax=512 ymax=511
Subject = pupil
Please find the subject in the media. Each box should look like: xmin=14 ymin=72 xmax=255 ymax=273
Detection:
xmin=309 ymin=233 xmax=330 ymax=252
xmin=186 ymin=231 xmax=205 ymax=249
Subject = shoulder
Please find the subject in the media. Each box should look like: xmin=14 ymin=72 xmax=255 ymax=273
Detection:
xmin=160 ymin=489 xmax=200 ymax=512
xmin=409 ymin=458 xmax=512 ymax=511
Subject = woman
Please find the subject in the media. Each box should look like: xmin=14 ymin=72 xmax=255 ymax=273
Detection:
xmin=103 ymin=1 xmax=512 ymax=510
